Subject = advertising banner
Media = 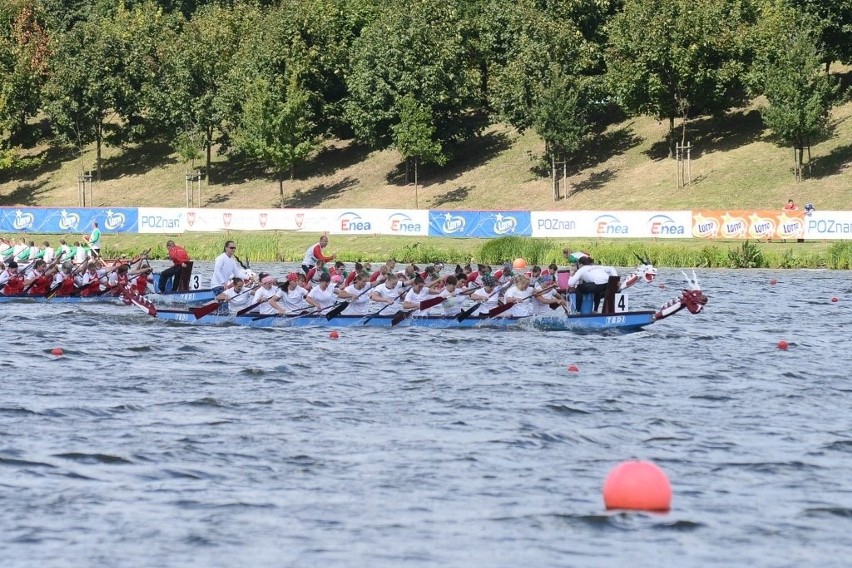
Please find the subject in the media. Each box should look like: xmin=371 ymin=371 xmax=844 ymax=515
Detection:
xmin=692 ymin=210 xmax=805 ymax=239
xmin=0 ymin=207 xmax=138 ymax=233
xmin=531 ymin=211 xmax=691 ymax=238
xmin=428 ymin=210 xmax=532 ymax=238
xmin=803 ymin=211 xmax=852 ymax=240
xmin=138 ymin=207 xmax=185 ymax=233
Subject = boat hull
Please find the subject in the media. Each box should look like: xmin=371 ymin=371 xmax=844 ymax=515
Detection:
xmin=154 ymin=308 xmax=657 ymax=332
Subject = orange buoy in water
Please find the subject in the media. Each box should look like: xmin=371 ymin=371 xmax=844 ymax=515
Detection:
xmin=777 ymin=340 xmax=789 ymax=350
xmin=51 ymin=347 xmax=63 ymax=357
xmin=329 ymin=330 xmax=339 ymax=339
xmin=769 ymin=278 xmax=778 ymax=286
xmin=603 ymin=460 xmax=672 ymax=511
xmin=512 ymin=258 xmax=527 ymax=269
xmin=567 ymin=364 xmax=579 ymax=373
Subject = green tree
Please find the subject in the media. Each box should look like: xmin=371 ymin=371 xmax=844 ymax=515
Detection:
xmin=788 ymin=0 xmax=852 ymax=70
xmin=44 ymin=2 xmax=167 ymax=180
xmin=392 ymin=94 xmax=446 ymax=208
xmin=150 ymin=3 xmax=259 ymax=183
xmin=752 ymin=6 xmax=839 ymax=180
xmin=232 ymin=73 xmax=318 ymax=207
xmin=606 ymin=0 xmax=749 ymax=156
xmin=346 ymin=0 xmax=479 ymax=151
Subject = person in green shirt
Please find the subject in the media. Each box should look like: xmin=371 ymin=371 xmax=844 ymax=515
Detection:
xmin=87 ymin=221 xmax=101 ymax=258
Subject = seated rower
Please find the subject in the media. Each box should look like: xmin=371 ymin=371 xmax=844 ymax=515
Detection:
xmin=0 ymin=261 xmax=25 ymax=295
xmin=436 ymin=274 xmax=474 ymax=316
xmin=502 ymin=274 xmax=535 ymax=317
xmin=276 ymin=272 xmax=310 ymax=314
xmin=401 ymin=276 xmax=434 ymax=316
xmin=306 ymin=272 xmax=339 ymax=312
xmin=470 ymin=275 xmax=502 ymax=315
xmin=215 ymin=277 xmax=254 ymax=314
xmin=338 ymin=272 xmax=373 ymax=316
xmin=370 ymin=272 xmax=403 ymax=309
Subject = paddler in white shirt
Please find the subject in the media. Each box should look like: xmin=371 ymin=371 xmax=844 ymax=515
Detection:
xmin=253 ymin=276 xmax=282 ymax=315
xmin=215 ymin=277 xmax=255 ymax=314
xmin=470 ymin=275 xmax=501 ymax=315
xmin=435 ymin=275 xmax=469 ymax=316
xmin=401 ymin=276 xmax=434 ymax=316
xmin=277 ymin=272 xmax=310 ymax=314
xmin=502 ymin=274 xmax=535 ymax=317
xmin=532 ymin=272 xmax=568 ymax=314
xmin=370 ymin=272 xmax=403 ymax=309
xmin=306 ymin=272 xmax=339 ymax=312
xmin=338 ymin=272 xmax=373 ymax=316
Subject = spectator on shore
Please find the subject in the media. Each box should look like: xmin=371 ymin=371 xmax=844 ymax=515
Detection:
xmin=804 ymin=203 xmax=815 ymax=216
xmin=783 ymin=199 xmax=797 ymax=211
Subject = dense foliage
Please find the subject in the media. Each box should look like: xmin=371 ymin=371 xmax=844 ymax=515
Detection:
xmin=0 ymin=0 xmax=848 ymax=187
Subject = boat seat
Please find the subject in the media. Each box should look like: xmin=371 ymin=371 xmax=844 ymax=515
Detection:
xmin=175 ymin=261 xmax=194 ymax=291
xmin=569 ymin=292 xmax=597 ymax=314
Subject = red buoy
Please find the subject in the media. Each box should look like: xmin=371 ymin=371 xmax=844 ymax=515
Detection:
xmin=51 ymin=347 xmax=63 ymax=357
xmin=831 ymin=297 xmax=839 ymax=303
xmin=777 ymin=340 xmax=789 ymax=350
xmin=329 ymin=330 xmax=339 ymax=339
xmin=603 ymin=460 xmax=672 ymax=511
xmin=567 ymin=364 xmax=579 ymax=373
xmin=769 ymin=278 xmax=778 ymax=286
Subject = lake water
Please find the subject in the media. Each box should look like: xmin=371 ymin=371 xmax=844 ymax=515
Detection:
xmin=2 ymin=266 xmax=851 ymax=567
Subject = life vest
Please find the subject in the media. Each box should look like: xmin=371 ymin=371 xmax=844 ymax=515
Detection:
xmin=2 ymin=275 xmax=24 ymax=295
xmin=80 ymin=277 xmax=101 ymax=297
xmin=55 ymin=276 xmax=76 ymax=297
xmin=27 ymin=274 xmax=50 ymax=296
xmin=135 ymin=273 xmax=149 ymax=295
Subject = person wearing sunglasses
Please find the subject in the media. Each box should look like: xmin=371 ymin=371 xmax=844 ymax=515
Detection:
xmin=211 ymin=240 xmax=247 ymax=293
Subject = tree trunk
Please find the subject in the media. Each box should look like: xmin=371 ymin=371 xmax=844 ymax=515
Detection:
xmin=279 ymin=177 xmax=285 ymax=208
xmin=95 ymin=121 xmax=102 ymax=183
xmin=668 ymin=116 xmax=675 ymax=159
xmin=562 ymin=155 xmax=567 ymax=200
xmin=414 ymin=156 xmax=419 ymax=209
xmin=206 ymin=124 xmax=213 ymax=185
xmin=551 ymin=153 xmax=557 ymax=202
xmin=405 ymin=157 xmax=410 ymax=185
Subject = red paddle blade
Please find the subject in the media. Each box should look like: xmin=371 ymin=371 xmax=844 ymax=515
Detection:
xmin=120 ymin=285 xmax=157 ymax=317
xmin=391 ymin=310 xmax=412 ymax=326
xmin=192 ymin=302 xmax=220 ymax=319
xmin=418 ymin=296 xmax=446 ymax=311
xmin=487 ymin=302 xmax=514 ymax=318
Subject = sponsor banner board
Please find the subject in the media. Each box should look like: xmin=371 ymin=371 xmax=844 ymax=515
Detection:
xmin=428 ymin=211 xmax=532 ymax=238
xmin=0 ymin=207 xmax=138 ymax=233
xmin=692 ymin=210 xmax=804 ymax=239
xmin=531 ymin=211 xmax=691 ymax=238
xmin=181 ymin=208 xmax=429 ymax=235
xmin=804 ymin=211 xmax=852 ymax=240
xmin=138 ymin=207 xmax=185 ymax=233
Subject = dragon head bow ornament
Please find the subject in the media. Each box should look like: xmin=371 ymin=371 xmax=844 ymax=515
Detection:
xmin=618 ymin=253 xmax=658 ymax=292
xmin=654 ymin=271 xmax=708 ymax=320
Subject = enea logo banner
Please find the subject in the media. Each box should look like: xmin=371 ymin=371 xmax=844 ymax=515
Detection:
xmin=429 ymin=211 xmax=532 ymax=238
xmin=692 ymin=210 xmax=804 ymax=239
xmin=531 ymin=211 xmax=690 ymax=238
xmin=0 ymin=208 xmax=138 ymax=233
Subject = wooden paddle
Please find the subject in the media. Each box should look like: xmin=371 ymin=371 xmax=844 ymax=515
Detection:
xmin=118 ymin=284 xmax=157 ymax=317
xmin=325 ymin=278 xmax=384 ymax=321
xmin=390 ymin=295 xmax=448 ymax=326
xmin=457 ymin=281 xmax=511 ymax=322
xmin=191 ymin=285 xmax=259 ymax=319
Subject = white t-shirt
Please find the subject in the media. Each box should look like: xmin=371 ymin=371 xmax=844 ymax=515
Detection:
xmin=279 ymin=285 xmax=309 ymax=313
xmin=253 ymin=286 xmax=281 ymax=315
xmin=371 ymin=281 xmax=403 ymax=308
xmin=533 ymin=283 xmax=558 ymax=315
xmin=568 ymin=264 xmax=618 ymax=287
xmin=222 ymin=287 xmax=254 ymax=312
xmin=43 ymin=247 xmax=55 ymax=263
xmin=437 ymin=287 xmax=465 ymax=316
xmin=308 ymin=285 xmax=338 ymax=309
xmin=341 ymin=283 xmax=372 ymax=316
xmin=403 ymin=287 xmax=432 ymax=316
xmin=211 ymin=253 xmax=247 ymax=288
xmin=504 ymin=286 xmax=534 ymax=317
xmin=471 ymin=287 xmax=501 ymax=316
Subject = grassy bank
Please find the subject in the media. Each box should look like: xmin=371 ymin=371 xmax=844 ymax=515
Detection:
xmin=18 ymin=233 xmax=852 ymax=269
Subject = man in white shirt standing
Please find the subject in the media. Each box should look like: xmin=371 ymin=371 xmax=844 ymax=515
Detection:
xmin=211 ymin=240 xmax=247 ymax=292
